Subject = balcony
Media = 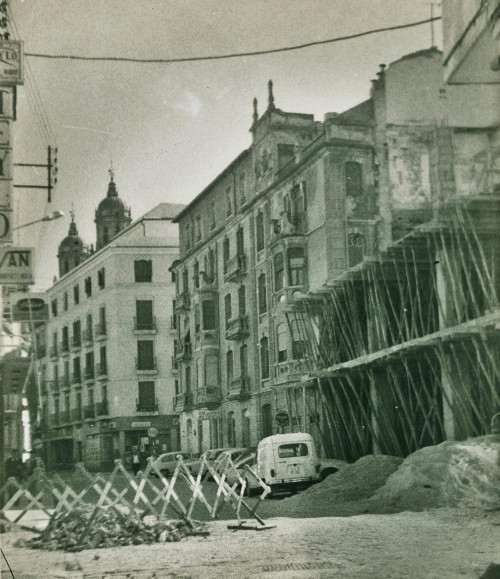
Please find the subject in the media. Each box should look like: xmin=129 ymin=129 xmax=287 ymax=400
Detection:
xmin=174 ymin=342 xmax=192 ymax=362
xmin=225 ymin=314 xmax=249 ymax=341
xmin=133 ymin=316 xmax=158 ymax=334
xmin=49 ymin=344 xmax=58 ymax=358
xmin=59 ymin=410 xmax=70 ymax=424
xmin=84 ymin=366 xmax=95 ymax=382
xmin=72 ymin=372 xmax=82 ymax=385
xmin=96 ymin=362 xmax=107 ymax=377
xmin=84 ymin=405 xmax=96 ymax=419
xmin=71 ymin=408 xmax=83 ymax=422
xmin=195 ymin=328 xmax=219 ymax=348
xmin=94 ymin=323 xmax=107 ymax=341
xmin=83 ymin=328 xmax=93 ymax=345
xmin=59 ymin=340 xmax=70 ymax=356
xmin=71 ymin=336 xmax=82 ymax=351
xmin=228 ymin=376 xmax=251 ymax=400
xmin=135 ymin=357 xmax=158 ymax=375
xmin=174 ymin=292 xmax=191 ymax=312
xmin=194 ymin=386 xmax=222 ymax=409
xmin=96 ymin=399 xmax=109 ymax=416
xmin=136 ymin=398 xmax=159 ymax=413
xmin=224 ymin=254 xmax=247 ymax=283
xmin=173 ymin=392 xmax=193 ymax=412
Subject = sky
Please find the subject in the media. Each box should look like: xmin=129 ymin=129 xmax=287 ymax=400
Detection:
xmin=10 ymin=0 xmax=442 ymax=289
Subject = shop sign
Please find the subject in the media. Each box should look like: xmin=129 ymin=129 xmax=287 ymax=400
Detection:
xmin=275 ymin=411 xmax=290 ymax=427
xmin=132 ymin=421 xmax=151 ymax=428
xmin=147 ymin=427 xmax=158 ymax=438
xmin=0 ymin=41 xmax=24 ymax=85
xmin=0 ymin=246 xmax=34 ymax=284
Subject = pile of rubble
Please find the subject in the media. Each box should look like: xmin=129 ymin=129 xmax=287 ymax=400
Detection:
xmin=26 ymin=506 xmax=209 ymax=552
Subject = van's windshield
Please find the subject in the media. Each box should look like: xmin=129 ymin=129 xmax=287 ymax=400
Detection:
xmin=278 ymin=443 xmax=309 ymax=458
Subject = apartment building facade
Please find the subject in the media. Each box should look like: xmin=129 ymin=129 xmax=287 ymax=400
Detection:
xmin=37 ymin=177 xmax=184 ymax=470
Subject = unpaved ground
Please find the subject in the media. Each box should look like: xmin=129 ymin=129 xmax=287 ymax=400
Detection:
xmin=1 ymin=508 xmax=499 ymax=578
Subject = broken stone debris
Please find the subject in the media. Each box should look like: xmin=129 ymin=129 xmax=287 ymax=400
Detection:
xmin=25 ymin=505 xmax=209 ymax=552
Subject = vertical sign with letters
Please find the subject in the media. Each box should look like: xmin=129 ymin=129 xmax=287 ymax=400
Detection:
xmin=0 ymin=85 xmax=14 ymax=244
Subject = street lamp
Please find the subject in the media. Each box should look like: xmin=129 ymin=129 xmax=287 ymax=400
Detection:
xmin=13 ymin=210 xmax=65 ymax=231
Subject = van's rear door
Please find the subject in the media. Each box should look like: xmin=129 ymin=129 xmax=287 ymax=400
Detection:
xmin=274 ymin=441 xmax=313 ymax=480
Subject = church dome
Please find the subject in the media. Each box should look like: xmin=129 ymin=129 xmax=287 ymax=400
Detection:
xmin=58 ymin=219 xmax=85 ymax=253
xmin=96 ymin=179 xmax=130 ymax=217
xmin=95 ymin=169 xmax=132 ymax=250
xmin=57 ymin=213 xmax=89 ymax=277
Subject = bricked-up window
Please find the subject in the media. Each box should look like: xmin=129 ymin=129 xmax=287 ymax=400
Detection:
xmin=345 ymin=161 xmax=363 ymax=197
xmin=258 ymin=273 xmax=267 ymax=314
xmin=256 ymin=211 xmax=265 ymax=252
xmin=73 ymin=284 xmax=80 ymax=305
xmin=276 ymin=323 xmax=288 ymax=363
xmin=224 ymin=293 xmax=232 ymax=328
xmin=205 ymin=355 xmax=218 ymax=386
xmin=136 ymin=300 xmax=153 ymax=330
xmin=223 ymin=237 xmax=230 ymax=274
xmin=202 ymin=299 xmax=217 ymax=330
xmin=260 ymin=337 xmax=269 ymax=380
xmin=134 ymin=260 xmax=152 ymax=282
xmin=274 ymin=252 xmax=284 ymax=292
xmin=227 ymin=411 xmax=236 ymax=446
xmin=84 ymin=276 xmax=92 ymax=297
xmin=137 ymin=381 xmax=156 ymax=411
xmin=288 ymin=247 xmax=305 ymax=286
xmin=226 ymin=349 xmax=234 ymax=383
xmin=238 ymin=285 xmax=246 ymax=315
xmin=51 ymin=298 xmax=58 ymax=317
xmin=98 ymin=267 xmax=105 ymax=289
xmin=137 ymin=340 xmax=155 ymax=371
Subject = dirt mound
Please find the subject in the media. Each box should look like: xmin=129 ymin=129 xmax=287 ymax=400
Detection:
xmin=371 ymin=435 xmax=500 ymax=511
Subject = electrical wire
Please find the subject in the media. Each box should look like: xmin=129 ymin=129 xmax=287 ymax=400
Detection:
xmin=24 ymin=16 xmax=441 ymax=64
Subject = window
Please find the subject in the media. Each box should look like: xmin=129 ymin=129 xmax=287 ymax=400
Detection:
xmin=84 ymin=276 xmax=92 ymax=297
xmin=195 ymin=215 xmax=202 ymax=242
xmin=345 ymin=161 xmax=363 ymax=197
xmin=260 ymin=337 xmax=269 ymax=379
xmin=51 ymin=298 xmax=58 ymax=317
xmin=136 ymin=300 xmax=154 ymax=330
xmin=210 ymin=201 xmax=216 ymax=230
xmin=288 ymin=247 xmax=305 ymax=286
xmin=258 ymin=273 xmax=267 ymax=314
xmin=76 ymin=392 xmax=82 ymax=416
xmin=227 ymin=411 xmax=236 ymax=447
xmin=223 ymin=237 xmax=230 ymax=274
xmin=274 ymin=252 xmax=284 ymax=291
xmin=225 ymin=186 xmax=232 ymax=217
xmin=226 ymin=349 xmax=234 ymax=382
xmin=239 ymin=172 xmax=246 ymax=206
xmin=86 ymin=313 xmax=93 ymax=340
xmin=137 ymin=381 xmax=156 ymax=411
xmin=256 ymin=211 xmax=265 ymax=252
xmin=278 ymin=443 xmax=308 ymax=458
xmin=194 ymin=260 xmax=200 ymax=289
xmin=202 ymin=299 xmax=217 ymax=330
xmin=63 ymin=292 xmax=68 ymax=311
xmin=240 ymin=344 xmax=248 ymax=377
xmin=72 ymin=320 xmax=81 ymax=347
xmin=278 ymin=143 xmax=295 ymax=169
xmin=276 ymin=323 xmax=288 ymax=363
xmin=205 ymin=355 xmax=219 ymax=386
xmin=85 ymin=351 xmax=94 ymax=379
xmin=98 ymin=267 xmax=105 ymax=289
xmin=348 ymin=232 xmax=365 ymax=267
xmin=185 ymin=222 xmax=192 ymax=250
xmin=236 ymin=227 xmax=244 ymax=256
xmin=134 ymin=260 xmax=152 ymax=282
xmin=224 ymin=293 xmax=232 ymax=328
xmin=100 ymin=345 xmax=107 ymax=374
xmin=62 ymin=326 xmax=69 ymax=351
xmin=103 ymin=226 xmax=109 ymax=245
xmin=290 ymin=319 xmax=307 ymax=360
xmin=204 ymin=248 xmax=215 ymax=283
xmin=185 ymin=365 xmax=191 ymax=393
xmin=73 ymin=357 xmax=81 ymax=382
xmin=238 ymin=285 xmax=246 ymax=315
xmin=137 ymin=340 xmax=155 ymax=371
xmin=242 ymin=409 xmax=251 ymax=447
xmin=99 ymin=306 xmax=106 ymax=334
xmin=73 ymin=284 xmax=80 ymax=305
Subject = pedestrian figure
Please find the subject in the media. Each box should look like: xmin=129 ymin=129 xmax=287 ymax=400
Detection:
xmin=132 ymin=447 xmax=141 ymax=475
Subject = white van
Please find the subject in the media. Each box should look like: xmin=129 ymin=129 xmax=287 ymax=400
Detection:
xmin=245 ymin=433 xmax=321 ymax=495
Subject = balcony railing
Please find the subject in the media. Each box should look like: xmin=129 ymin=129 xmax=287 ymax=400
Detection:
xmin=195 ymin=328 xmax=218 ymax=347
xmin=173 ymin=392 xmax=193 ymax=412
xmin=135 ymin=357 xmax=158 ymax=374
xmin=59 ymin=340 xmax=70 ymax=355
xmin=84 ymin=367 xmax=95 ymax=381
xmin=84 ymin=405 xmax=96 ymax=419
xmin=174 ymin=292 xmax=191 ymax=312
xmin=224 ymin=254 xmax=247 ymax=282
xmin=49 ymin=344 xmax=58 ymax=358
xmin=61 ymin=374 xmax=71 ymax=389
xmin=72 ymin=336 xmax=82 ymax=350
xmin=96 ymin=400 xmax=109 ymax=416
xmin=94 ymin=323 xmax=107 ymax=340
xmin=72 ymin=372 xmax=82 ymax=385
xmin=228 ymin=376 xmax=251 ymax=400
xmin=83 ymin=328 xmax=93 ymax=344
xmin=174 ymin=343 xmax=192 ymax=362
xmin=71 ymin=408 xmax=83 ymax=422
xmin=136 ymin=398 xmax=159 ymax=413
xmin=96 ymin=362 xmax=107 ymax=377
xmin=194 ymin=386 xmax=222 ymax=408
xmin=133 ymin=316 xmax=158 ymax=333
xmin=225 ymin=314 xmax=249 ymax=341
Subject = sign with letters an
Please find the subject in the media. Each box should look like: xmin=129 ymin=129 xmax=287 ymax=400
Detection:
xmin=0 ymin=246 xmax=34 ymax=284
xmin=0 ymin=208 xmax=12 ymax=242
xmin=0 ymin=41 xmax=24 ymax=86
xmin=10 ymin=291 xmax=48 ymax=322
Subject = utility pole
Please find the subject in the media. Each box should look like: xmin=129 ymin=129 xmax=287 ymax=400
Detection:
xmin=14 ymin=145 xmax=58 ymax=203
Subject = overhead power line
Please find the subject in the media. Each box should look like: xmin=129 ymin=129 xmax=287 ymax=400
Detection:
xmin=25 ymin=16 xmax=441 ymax=64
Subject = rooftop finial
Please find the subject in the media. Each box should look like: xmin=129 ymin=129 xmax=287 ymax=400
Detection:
xmin=253 ymin=97 xmax=259 ymax=123
xmin=70 ymin=206 xmax=75 ymax=222
xmin=268 ymin=80 xmax=275 ymax=111
xmin=109 ymin=161 xmax=114 ymax=182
